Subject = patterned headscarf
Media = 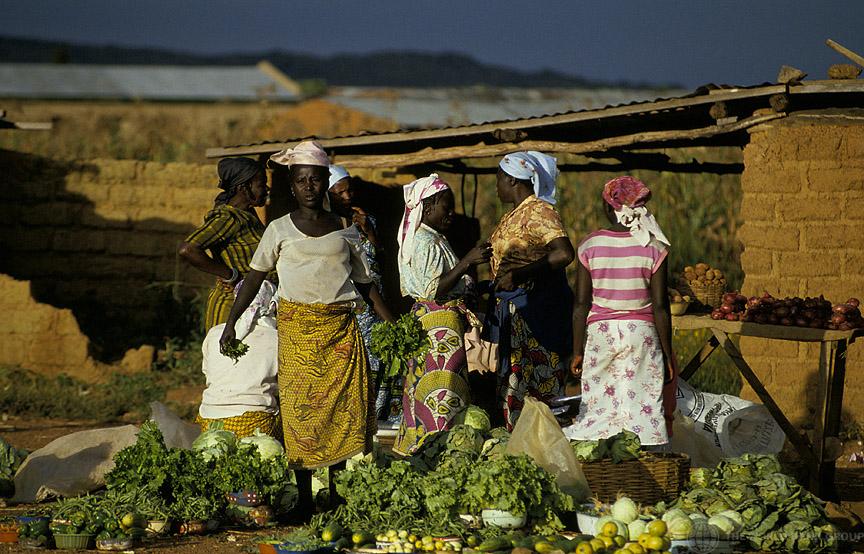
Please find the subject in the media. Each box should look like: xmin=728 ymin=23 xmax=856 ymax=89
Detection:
xmin=214 ymin=157 xmax=261 ymax=207
xmin=328 ymin=164 xmax=350 ymax=189
xmin=269 ymin=140 xmax=330 ymax=167
xmin=602 ymin=176 xmax=670 ymax=246
xmin=499 ymin=151 xmax=559 ymax=205
xmin=398 ymin=174 xmax=450 ymax=266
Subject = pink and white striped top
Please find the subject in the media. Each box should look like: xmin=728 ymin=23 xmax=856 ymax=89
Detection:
xmin=577 ymin=229 xmax=668 ymax=324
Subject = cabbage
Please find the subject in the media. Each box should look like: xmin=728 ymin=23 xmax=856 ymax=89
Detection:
xmin=662 ymin=508 xmax=689 ymax=524
xmin=595 ymin=516 xmax=628 ymax=540
xmin=665 ymin=515 xmax=693 ymax=540
xmin=239 ymin=429 xmax=285 ymax=460
xmin=191 ymin=421 xmax=237 ymax=461
xmin=688 ymin=511 xmax=708 ymax=521
xmin=571 ymin=440 xmax=602 ymax=462
xmin=627 ymin=518 xmax=647 ymax=539
xmin=690 ymin=519 xmax=713 ymax=539
xmin=455 ymin=406 xmax=491 ymax=434
xmin=689 ymin=467 xmax=713 ymax=488
xmin=611 ymin=496 xmax=639 ymax=524
xmin=717 ymin=509 xmax=743 ymax=530
xmin=445 ymin=424 xmax=483 ymax=454
xmin=707 ymin=514 xmax=737 ymax=538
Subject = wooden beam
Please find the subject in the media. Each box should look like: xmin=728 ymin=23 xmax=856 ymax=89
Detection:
xmin=826 ymin=39 xmax=864 ymax=68
xmin=13 ymin=121 xmax=53 ymax=131
xmin=336 ymin=112 xmax=784 ymax=168
xmin=205 ymin=84 xmax=789 ymax=158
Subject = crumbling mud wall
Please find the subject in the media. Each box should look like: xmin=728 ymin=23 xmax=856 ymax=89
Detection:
xmin=737 ymin=114 xmax=864 ymax=425
xmin=0 ymin=150 xmax=218 ymax=373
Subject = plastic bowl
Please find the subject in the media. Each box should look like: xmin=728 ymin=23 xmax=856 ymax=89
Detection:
xmin=146 ymin=519 xmax=170 ymax=535
xmin=226 ymin=490 xmax=264 ymax=507
xmin=576 ymin=511 xmax=599 ymax=534
xmin=54 ymin=533 xmax=94 ymax=550
xmin=481 ymin=509 xmax=527 ymax=529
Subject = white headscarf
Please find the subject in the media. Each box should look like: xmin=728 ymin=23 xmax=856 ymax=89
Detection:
xmin=614 ymin=205 xmax=670 ymax=247
xmin=329 ymin=164 xmax=350 ymax=189
xmin=499 ymin=151 xmax=559 ymax=205
xmin=397 ymin=174 xmax=450 ymax=266
xmin=233 ymin=280 xmax=278 ymax=341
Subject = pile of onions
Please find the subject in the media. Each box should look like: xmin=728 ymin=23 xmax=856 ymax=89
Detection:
xmin=829 ymin=298 xmax=862 ymax=331
xmin=710 ymin=292 xmax=748 ymax=321
xmin=711 ymin=292 xmax=863 ymax=330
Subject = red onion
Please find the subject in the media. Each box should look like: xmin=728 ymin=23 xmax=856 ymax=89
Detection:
xmin=725 ymin=313 xmax=738 ymax=321
xmin=780 ymin=318 xmax=793 ymax=326
xmin=831 ymin=314 xmax=847 ymax=325
xmin=848 ymin=298 xmax=861 ymax=308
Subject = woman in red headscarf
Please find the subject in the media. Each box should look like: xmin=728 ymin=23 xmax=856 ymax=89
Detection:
xmin=565 ymin=176 xmax=675 ymax=446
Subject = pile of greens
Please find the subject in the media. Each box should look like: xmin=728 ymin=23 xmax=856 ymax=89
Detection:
xmin=570 ymin=429 xmax=641 ymax=463
xmin=104 ymin=421 xmax=296 ymax=523
xmin=320 ymin=413 xmax=575 ymax=536
xmin=370 ymin=314 xmax=431 ymax=379
xmin=0 ymin=436 xmax=28 ymax=496
xmin=667 ymin=454 xmax=837 ymax=552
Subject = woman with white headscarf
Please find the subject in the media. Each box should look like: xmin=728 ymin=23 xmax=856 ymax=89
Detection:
xmin=488 ymin=151 xmax=575 ymax=430
xmin=392 ymin=174 xmax=491 ymax=455
xmin=328 ymin=165 xmax=399 ymax=424
xmin=565 ymin=176 xmax=674 ymax=446
xmin=220 ymin=141 xmax=394 ymax=517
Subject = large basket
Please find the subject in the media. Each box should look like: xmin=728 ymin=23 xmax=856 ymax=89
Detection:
xmin=681 ymin=280 xmax=725 ymax=308
xmin=580 ymin=452 xmax=690 ymax=505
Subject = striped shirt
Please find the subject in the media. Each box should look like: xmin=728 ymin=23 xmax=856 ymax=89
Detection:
xmin=577 ymin=229 xmax=668 ymax=324
xmin=185 ymin=204 xmax=265 ymax=274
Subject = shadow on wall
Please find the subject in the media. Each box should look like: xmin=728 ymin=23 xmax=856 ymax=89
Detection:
xmin=0 ymin=149 xmax=203 ymax=362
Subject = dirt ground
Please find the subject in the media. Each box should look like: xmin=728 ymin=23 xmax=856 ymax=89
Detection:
xmin=0 ymin=417 xmax=862 ymax=552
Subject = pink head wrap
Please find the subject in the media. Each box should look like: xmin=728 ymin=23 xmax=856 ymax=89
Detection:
xmin=602 ymin=176 xmax=651 ymax=210
xmin=269 ymin=140 xmax=330 ymax=167
xmin=398 ymin=174 xmax=450 ymax=266
xmin=602 ymin=176 xmax=669 ymax=247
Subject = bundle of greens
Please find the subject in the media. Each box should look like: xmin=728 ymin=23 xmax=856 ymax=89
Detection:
xmin=221 ymin=339 xmax=249 ymax=364
xmin=462 ymin=454 xmax=575 ymax=533
xmin=0 ymin=436 xmax=27 ymax=496
xmin=370 ymin=314 xmax=430 ymax=380
xmin=570 ymin=429 xmax=641 ymax=463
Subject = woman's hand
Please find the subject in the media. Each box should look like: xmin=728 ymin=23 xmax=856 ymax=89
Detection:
xmin=219 ymin=325 xmax=237 ymax=355
xmin=570 ymin=354 xmax=583 ymax=378
xmin=352 ymin=207 xmax=377 ymax=244
xmin=463 ymin=242 xmax=492 ymax=267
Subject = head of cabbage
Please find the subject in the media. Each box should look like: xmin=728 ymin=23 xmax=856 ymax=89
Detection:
xmin=454 ymin=406 xmax=491 ymax=434
xmin=192 ymin=422 xmax=237 ymax=461
xmin=239 ymin=429 xmax=284 ymax=460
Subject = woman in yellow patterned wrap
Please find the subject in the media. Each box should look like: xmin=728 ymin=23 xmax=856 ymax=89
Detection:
xmin=220 ymin=141 xmax=393 ymax=519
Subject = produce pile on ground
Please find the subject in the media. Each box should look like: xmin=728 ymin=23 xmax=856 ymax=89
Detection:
xmin=14 ymin=421 xmax=298 ymax=549
xmin=581 ymin=454 xmax=837 ymax=553
xmin=709 ymin=292 xmax=863 ymax=329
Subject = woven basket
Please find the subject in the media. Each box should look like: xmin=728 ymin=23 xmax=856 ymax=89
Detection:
xmin=681 ymin=280 xmax=725 ymax=308
xmin=580 ymin=453 xmax=690 ymax=505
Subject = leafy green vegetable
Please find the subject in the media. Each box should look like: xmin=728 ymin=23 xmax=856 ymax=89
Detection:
xmin=239 ymin=429 xmax=285 ymax=460
xmin=455 ymin=405 xmax=491 ymax=434
xmin=445 ymin=424 xmax=484 ymax=455
xmin=191 ymin=420 xmax=237 ymax=461
xmin=569 ymin=429 xmax=640 ymax=463
xmin=370 ymin=314 xmax=430 ymax=380
xmin=0 ymin=436 xmax=27 ymax=497
xmin=221 ymin=339 xmax=249 ymax=364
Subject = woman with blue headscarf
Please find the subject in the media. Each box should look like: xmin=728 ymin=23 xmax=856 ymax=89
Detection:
xmin=488 ymin=151 xmax=575 ymax=430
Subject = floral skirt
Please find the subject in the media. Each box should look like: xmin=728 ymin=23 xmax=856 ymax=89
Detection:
xmin=567 ymin=319 xmax=668 ymax=445
xmin=195 ymin=411 xmax=282 ymax=440
xmin=392 ymin=301 xmax=471 ymax=455
xmin=498 ymin=308 xmax=566 ymax=431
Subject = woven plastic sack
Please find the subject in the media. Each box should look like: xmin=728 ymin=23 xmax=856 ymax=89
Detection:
xmin=506 ymin=397 xmax=591 ymax=502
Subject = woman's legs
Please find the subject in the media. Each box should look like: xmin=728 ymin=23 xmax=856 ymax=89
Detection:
xmin=295 ymin=469 xmax=313 ymax=513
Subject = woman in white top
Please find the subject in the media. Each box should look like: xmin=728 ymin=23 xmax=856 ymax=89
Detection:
xmin=392 ymin=175 xmax=491 ymax=455
xmin=220 ymin=141 xmax=394 ymax=517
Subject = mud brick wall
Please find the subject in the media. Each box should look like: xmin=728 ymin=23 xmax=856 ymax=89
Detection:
xmin=737 ymin=114 xmax=864 ymax=425
xmin=0 ymin=150 xmax=219 ymax=373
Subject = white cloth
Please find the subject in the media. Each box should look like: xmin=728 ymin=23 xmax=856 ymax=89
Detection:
xmin=233 ymin=279 xmax=278 ymax=341
xmin=249 ymin=213 xmax=372 ymax=305
xmin=614 ymin=205 xmax=670 ymax=247
xmin=563 ymin=320 xmax=668 ymax=446
xmin=329 ymin=164 xmax=350 ymax=188
xmin=399 ymin=223 xmax=468 ymax=300
xmin=397 ymin=174 xmax=450 ymax=267
xmin=499 ymin=151 xmax=559 ymax=205
xmin=199 ymin=321 xmax=279 ymax=419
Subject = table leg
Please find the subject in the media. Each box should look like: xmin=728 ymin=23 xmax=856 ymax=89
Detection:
xmin=811 ymin=339 xmax=847 ymax=500
xmin=679 ymin=335 xmax=719 ymax=381
xmin=711 ymin=329 xmax=816 ymax=467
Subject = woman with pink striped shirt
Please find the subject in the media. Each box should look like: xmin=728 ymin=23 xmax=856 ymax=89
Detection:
xmin=565 ymin=176 xmax=674 ymax=446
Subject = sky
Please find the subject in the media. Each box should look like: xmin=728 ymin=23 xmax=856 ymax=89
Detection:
xmin=4 ymin=0 xmax=864 ymax=89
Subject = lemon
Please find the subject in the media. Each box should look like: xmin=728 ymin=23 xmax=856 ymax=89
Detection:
xmin=645 ymin=536 xmax=664 ymax=551
xmin=601 ymin=522 xmax=619 ymax=538
xmin=575 ymin=542 xmax=594 ymax=554
xmin=409 ymin=534 xmax=418 ymax=543
xmin=625 ymin=543 xmax=646 ymax=554
xmin=637 ymin=533 xmax=651 ymax=548
xmin=399 ymin=531 xmax=409 ymax=540
xmin=646 ymin=520 xmax=667 ymax=538
xmin=600 ymin=535 xmax=615 ymax=549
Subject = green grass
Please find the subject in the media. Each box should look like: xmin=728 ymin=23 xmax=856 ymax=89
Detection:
xmin=673 ymin=328 xmax=743 ymax=396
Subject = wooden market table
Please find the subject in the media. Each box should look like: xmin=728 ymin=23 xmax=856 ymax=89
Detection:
xmin=671 ymin=314 xmax=862 ymax=500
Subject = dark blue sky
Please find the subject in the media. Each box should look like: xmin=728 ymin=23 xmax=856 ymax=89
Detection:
xmin=5 ymin=0 xmax=863 ymax=88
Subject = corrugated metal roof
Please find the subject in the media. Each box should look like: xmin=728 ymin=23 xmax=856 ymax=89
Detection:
xmin=0 ymin=63 xmax=299 ymax=101
xmin=324 ymin=86 xmax=687 ymax=128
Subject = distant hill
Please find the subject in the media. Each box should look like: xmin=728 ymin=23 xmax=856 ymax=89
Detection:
xmin=0 ymin=35 xmax=675 ymax=89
